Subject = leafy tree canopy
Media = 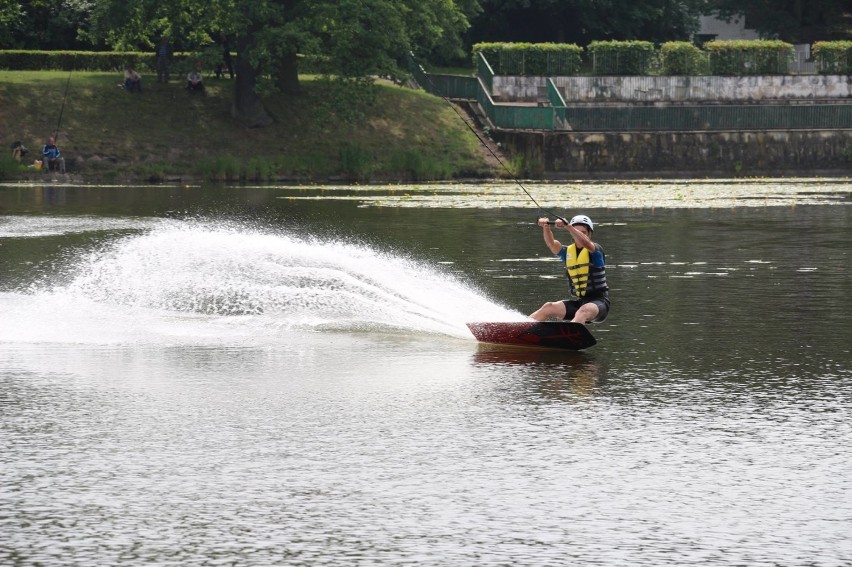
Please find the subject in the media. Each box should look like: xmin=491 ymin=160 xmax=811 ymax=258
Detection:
xmin=1 ymin=0 xmax=95 ymax=49
xmin=85 ymin=0 xmax=477 ymax=76
xmin=468 ymin=0 xmax=709 ymax=47
xmin=81 ymin=0 xmax=480 ymax=126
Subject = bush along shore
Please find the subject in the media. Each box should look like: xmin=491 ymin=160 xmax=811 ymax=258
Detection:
xmin=0 ymin=71 xmax=500 ymax=184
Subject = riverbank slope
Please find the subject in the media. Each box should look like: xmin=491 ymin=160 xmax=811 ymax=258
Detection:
xmin=0 ymin=71 xmax=501 ymax=183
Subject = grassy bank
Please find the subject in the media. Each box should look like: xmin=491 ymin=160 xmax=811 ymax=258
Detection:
xmin=0 ymin=71 xmax=499 ymax=183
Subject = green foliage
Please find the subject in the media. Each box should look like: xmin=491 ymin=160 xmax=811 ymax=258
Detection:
xmin=387 ymin=149 xmax=453 ymax=181
xmin=473 ymin=38 xmax=845 ymax=78
xmin=471 ymin=42 xmax=582 ymax=76
xmin=471 ymin=42 xmax=502 ymax=72
xmin=0 ymin=0 xmax=94 ymax=50
xmin=198 ymin=156 xmax=242 ymax=182
xmin=137 ymin=163 xmax=171 ymax=183
xmin=660 ymin=41 xmax=708 ymax=75
xmin=339 ymin=143 xmax=374 ymax=182
xmin=0 ymin=152 xmax=24 ymax=179
xmin=243 ymin=157 xmax=277 ymax=182
xmin=813 ymin=41 xmax=852 ymax=74
xmin=588 ymin=40 xmax=657 ymax=75
xmin=310 ymin=76 xmax=379 ymax=127
xmin=275 ymin=154 xmax=335 ymax=179
xmin=704 ymin=40 xmax=794 ymax=75
xmin=0 ymin=1 xmax=24 ymax=48
xmin=86 ymin=0 xmax=474 ymax=86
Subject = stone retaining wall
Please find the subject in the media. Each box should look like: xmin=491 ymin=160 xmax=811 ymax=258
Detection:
xmin=493 ymin=129 xmax=852 ymax=178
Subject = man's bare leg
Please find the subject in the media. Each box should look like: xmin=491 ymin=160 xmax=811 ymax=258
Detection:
xmin=529 ymin=301 xmax=567 ymax=321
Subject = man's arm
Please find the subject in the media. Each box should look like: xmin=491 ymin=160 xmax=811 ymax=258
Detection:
xmin=562 ymin=223 xmax=596 ymax=252
xmin=537 ymin=218 xmax=563 ymax=254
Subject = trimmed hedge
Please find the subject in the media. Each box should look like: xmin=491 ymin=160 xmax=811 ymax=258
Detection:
xmin=660 ymin=41 xmax=708 ymax=75
xmin=587 ymin=40 xmax=657 ymax=75
xmin=704 ymin=40 xmax=794 ymax=75
xmin=813 ymin=41 xmax=852 ymax=74
xmin=472 ymin=42 xmax=582 ymax=76
xmin=0 ymin=49 xmax=342 ymax=76
xmin=0 ymin=50 xmax=194 ymax=72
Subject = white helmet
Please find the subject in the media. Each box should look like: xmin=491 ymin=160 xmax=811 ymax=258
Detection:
xmin=569 ymin=214 xmax=594 ymax=232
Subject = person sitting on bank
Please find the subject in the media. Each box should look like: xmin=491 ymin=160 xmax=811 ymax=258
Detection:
xmin=42 ymin=137 xmax=66 ymax=173
xmin=186 ymin=65 xmax=204 ymax=92
xmin=11 ymin=141 xmax=28 ymax=162
xmin=123 ymin=66 xmax=142 ymax=92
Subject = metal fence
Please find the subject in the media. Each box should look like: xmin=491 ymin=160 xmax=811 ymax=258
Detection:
xmin=422 ymin=73 xmax=479 ymax=99
xmin=590 ymin=51 xmax=852 ymax=76
xmin=407 ymin=52 xmax=852 ymax=132
xmin=474 ymin=50 xmax=582 ymax=76
xmin=411 ymin=51 xmax=557 ymax=130
xmin=489 ymin=104 xmax=557 ymax=130
xmin=477 ymin=52 xmax=494 ymax=93
xmin=563 ymin=104 xmax=852 ymax=131
xmin=407 ymin=52 xmax=478 ymax=99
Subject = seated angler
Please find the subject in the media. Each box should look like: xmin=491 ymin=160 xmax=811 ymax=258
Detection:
xmin=42 ymin=136 xmax=66 ymax=173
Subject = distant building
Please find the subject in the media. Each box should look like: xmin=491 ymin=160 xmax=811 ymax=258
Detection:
xmin=695 ymin=12 xmax=760 ymax=43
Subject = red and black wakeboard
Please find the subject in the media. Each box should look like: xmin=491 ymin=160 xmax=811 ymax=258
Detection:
xmin=466 ymin=321 xmax=596 ymax=351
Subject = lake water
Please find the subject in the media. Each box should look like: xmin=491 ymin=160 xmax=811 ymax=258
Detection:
xmin=1 ymin=180 xmax=851 ymax=565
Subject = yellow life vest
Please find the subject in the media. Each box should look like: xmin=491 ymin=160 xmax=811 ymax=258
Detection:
xmin=566 ymin=244 xmax=591 ymax=297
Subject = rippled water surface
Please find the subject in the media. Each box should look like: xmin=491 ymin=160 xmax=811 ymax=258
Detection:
xmin=1 ymin=181 xmax=851 ymax=565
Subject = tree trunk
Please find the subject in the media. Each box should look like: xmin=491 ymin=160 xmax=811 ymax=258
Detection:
xmin=231 ymin=37 xmax=273 ymax=128
xmin=277 ymin=50 xmax=301 ymax=95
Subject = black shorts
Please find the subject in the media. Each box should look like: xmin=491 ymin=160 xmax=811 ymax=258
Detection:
xmin=562 ymin=294 xmax=610 ymax=323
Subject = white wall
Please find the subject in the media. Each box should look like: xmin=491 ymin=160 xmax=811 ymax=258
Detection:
xmin=493 ymin=75 xmax=852 ymax=103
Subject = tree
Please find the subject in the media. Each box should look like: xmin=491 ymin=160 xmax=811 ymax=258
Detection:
xmin=1 ymin=0 xmax=95 ymax=49
xmin=88 ymin=0 xmax=479 ymax=128
xmin=468 ymin=0 xmax=709 ymax=46
xmin=707 ymin=0 xmax=851 ymax=42
xmin=0 ymin=0 xmax=24 ymax=47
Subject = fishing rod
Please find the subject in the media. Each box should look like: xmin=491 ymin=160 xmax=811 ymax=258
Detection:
xmin=412 ymin=56 xmax=567 ymax=224
xmin=53 ymin=71 xmax=73 ymax=142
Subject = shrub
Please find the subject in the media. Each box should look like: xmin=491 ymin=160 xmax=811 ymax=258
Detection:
xmin=339 ymin=143 xmax=373 ymax=182
xmin=472 ymin=42 xmax=582 ymax=76
xmin=813 ymin=41 xmax=852 ymax=74
xmin=587 ymin=40 xmax=658 ymax=75
xmin=660 ymin=41 xmax=708 ymax=75
xmin=704 ymin=40 xmax=794 ymax=75
xmin=471 ymin=43 xmax=503 ymax=72
xmin=0 ymin=153 xmax=24 ymax=179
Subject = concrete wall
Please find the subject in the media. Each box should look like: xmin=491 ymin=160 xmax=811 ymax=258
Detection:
xmin=493 ymin=129 xmax=852 ymax=178
xmin=493 ymin=75 xmax=852 ymax=103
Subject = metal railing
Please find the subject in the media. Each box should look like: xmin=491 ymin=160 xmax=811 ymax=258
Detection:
xmin=407 ymin=52 xmax=852 ymax=132
xmin=477 ymin=52 xmax=495 ymax=93
xmin=410 ymin=51 xmax=557 ymax=130
xmin=563 ymin=104 xmax=852 ymax=131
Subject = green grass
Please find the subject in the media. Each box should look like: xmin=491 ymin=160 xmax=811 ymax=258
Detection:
xmin=0 ymin=70 xmax=497 ymax=182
